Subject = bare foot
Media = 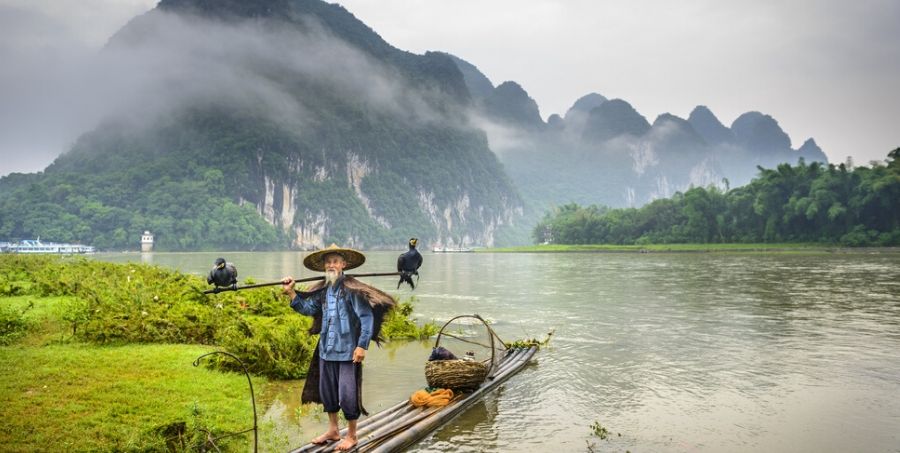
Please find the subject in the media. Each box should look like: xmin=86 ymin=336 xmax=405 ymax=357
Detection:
xmin=335 ymin=436 xmax=358 ymax=451
xmin=310 ymin=431 xmax=340 ymax=445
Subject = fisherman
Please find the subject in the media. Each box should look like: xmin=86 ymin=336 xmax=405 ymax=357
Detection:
xmin=282 ymin=244 xmax=395 ymax=451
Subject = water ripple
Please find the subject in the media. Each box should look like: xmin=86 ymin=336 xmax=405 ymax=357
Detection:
xmin=96 ymin=251 xmax=900 ymax=452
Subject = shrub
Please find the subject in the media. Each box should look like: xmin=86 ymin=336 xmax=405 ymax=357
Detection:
xmin=213 ymin=315 xmax=317 ymax=379
xmin=381 ymin=299 xmax=438 ymax=340
xmin=0 ymin=302 xmax=33 ymax=345
xmin=53 ymin=297 xmax=90 ymax=336
xmin=839 ymin=225 xmax=879 ymax=246
xmin=0 ymin=255 xmax=436 ymax=378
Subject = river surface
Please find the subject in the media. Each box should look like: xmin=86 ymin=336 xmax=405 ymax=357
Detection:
xmin=95 ymin=250 xmax=900 ymax=452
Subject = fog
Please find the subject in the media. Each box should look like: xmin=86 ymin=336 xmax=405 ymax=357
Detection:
xmin=0 ymin=2 xmax=447 ymax=176
xmin=4 ymin=0 xmax=897 ymax=177
xmin=341 ymin=0 xmax=900 ymax=167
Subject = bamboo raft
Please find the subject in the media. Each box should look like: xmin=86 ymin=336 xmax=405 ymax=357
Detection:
xmin=290 ymin=346 xmax=538 ymax=453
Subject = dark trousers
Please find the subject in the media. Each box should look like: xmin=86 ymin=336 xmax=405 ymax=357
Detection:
xmin=319 ymin=360 xmax=360 ymax=420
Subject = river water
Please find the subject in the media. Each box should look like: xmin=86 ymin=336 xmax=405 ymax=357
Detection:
xmin=96 ymin=250 xmax=900 ymax=452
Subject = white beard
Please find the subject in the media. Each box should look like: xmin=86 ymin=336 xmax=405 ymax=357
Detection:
xmin=324 ymin=270 xmax=340 ymax=286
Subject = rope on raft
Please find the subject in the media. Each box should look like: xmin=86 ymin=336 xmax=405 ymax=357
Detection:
xmin=409 ymin=389 xmax=454 ymax=408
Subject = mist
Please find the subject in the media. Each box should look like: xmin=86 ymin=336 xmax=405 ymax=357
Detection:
xmin=0 ymin=4 xmax=448 ymax=176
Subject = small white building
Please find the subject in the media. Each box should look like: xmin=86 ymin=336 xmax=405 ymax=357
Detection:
xmin=141 ymin=231 xmax=154 ymax=252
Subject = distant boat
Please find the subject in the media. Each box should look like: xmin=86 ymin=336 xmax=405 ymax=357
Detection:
xmin=432 ymin=246 xmax=474 ymax=253
xmin=2 ymin=238 xmax=95 ymax=254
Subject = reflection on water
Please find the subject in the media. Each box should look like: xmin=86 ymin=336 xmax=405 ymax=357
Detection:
xmin=426 ymin=392 xmax=502 ymax=452
xmin=93 ymin=251 xmax=900 ymax=452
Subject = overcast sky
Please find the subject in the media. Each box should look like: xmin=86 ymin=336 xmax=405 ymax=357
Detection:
xmin=1 ymin=0 xmax=897 ymax=175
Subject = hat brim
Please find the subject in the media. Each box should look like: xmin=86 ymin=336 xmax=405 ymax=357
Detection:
xmin=303 ymin=245 xmax=366 ymax=272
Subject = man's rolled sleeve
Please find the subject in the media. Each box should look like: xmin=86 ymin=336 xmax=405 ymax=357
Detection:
xmin=290 ymin=293 xmax=321 ymax=316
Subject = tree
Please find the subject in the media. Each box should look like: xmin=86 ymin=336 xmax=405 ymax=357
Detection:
xmin=535 ymin=150 xmax=900 ymax=246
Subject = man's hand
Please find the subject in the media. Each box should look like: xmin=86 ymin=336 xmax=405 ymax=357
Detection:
xmin=281 ymin=277 xmax=296 ymax=298
xmin=352 ymin=347 xmax=366 ymax=363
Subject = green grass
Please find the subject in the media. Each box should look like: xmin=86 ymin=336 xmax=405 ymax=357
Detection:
xmin=1 ymin=292 xmax=263 ymax=452
xmin=0 ymin=342 xmax=263 ymax=451
xmin=2 ymin=295 xmax=76 ymax=345
xmin=2 ymin=295 xmax=67 ymax=318
xmin=0 ymin=256 xmax=437 ymax=451
xmin=480 ymin=243 xmax=888 ymax=253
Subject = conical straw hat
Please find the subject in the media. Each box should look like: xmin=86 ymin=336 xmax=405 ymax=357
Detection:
xmin=303 ymin=243 xmax=366 ymax=272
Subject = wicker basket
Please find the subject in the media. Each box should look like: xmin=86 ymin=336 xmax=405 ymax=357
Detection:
xmin=425 ymin=359 xmax=488 ymax=391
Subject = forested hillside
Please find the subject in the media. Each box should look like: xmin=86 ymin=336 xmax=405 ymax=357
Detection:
xmin=533 ymin=149 xmax=900 ymax=246
xmin=0 ymin=0 xmax=522 ymax=250
xmin=0 ymin=0 xmax=844 ymax=251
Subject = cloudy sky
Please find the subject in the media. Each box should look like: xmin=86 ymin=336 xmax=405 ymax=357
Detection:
xmin=1 ymin=0 xmax=897 ymax=175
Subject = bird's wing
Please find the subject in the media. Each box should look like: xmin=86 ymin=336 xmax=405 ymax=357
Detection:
xmin=413 ymin=252 xmax=423 ymax=270
xmin=398 ymin=252 xmax=413 ymax=271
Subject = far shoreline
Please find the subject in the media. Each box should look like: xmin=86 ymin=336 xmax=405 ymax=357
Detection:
xmin=75 ymin=244 xmax=900 ymax=254
xmin=479 ymin=243 xmax=900 ymax=254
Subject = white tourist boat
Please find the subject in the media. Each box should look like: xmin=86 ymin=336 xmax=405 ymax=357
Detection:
xmin=431 ymin=245 xmax=475 ymax=253
xmin=2 ymin=238 xmax=95 ymax=254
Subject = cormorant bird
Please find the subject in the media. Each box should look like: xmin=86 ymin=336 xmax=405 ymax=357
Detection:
xmin=397 ymin=237 xmax=423 ymax=290
xmin=207 ymin=258 xmax=238 ymax=289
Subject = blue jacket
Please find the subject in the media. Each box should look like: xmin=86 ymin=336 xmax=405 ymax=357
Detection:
xmin=291 ymin=278 xmax=374 ymax=361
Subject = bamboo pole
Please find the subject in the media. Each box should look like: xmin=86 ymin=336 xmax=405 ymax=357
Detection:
xmin=204 ymin=272 xmax=405 ymax=295
xmin=314 ymin=408 xmax=433 ymax=453
xmin=290 ymin=400 xmax=412 ymax=453
xmin=367 ymin=347 xmax=537 ymax=453
xmin=297 ymin=405 xmax=422 ymax=453
xmin=290 ymin=346 xmax=537 ymax=453
xmin=325 ymin=348 xmax=531 ymax=453
xmin=348 ymin=349 xmax=530 ymax=450
xmin=361 ymin=348 xmax=535 ymax=452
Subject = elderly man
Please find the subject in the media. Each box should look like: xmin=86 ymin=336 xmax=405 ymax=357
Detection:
xmin=282 ymin=244 xmax=394 ymax=451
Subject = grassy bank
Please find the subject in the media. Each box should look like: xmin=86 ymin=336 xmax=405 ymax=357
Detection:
xmin=0 ymin=342 xmax=260 ymax=451
xmin=0 ymin=255 xmax=436 ymax=451
xmin=482 ymin=243 xmax=900 ymax=253
xmin=0 ymin=291 xmax=263 ymax=450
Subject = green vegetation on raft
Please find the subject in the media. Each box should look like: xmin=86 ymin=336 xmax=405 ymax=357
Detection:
xmin=505 ymin=329 xmax=554 ymax=349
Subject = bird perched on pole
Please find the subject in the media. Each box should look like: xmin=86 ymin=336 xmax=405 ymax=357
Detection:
xmin=397 ymin=238 xmax=423 ymax=289
xmin=207 ymin=257 xmax=238 ymax=290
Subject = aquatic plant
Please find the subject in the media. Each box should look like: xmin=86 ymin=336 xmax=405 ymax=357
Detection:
xmin=504 ymin=329 xmax=554 ymax=349
xmin=590 ymin=420 xmax=609 ymax=440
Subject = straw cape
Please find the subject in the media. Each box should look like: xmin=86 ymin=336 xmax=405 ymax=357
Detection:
xmin=298 ymin=274 xmax=396 ymax=412
xmin=303 ymin=243 xmax=366 ymax=272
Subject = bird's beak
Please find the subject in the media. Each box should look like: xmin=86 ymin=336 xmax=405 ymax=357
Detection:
xmin=217 ymin=263 xmax=225 ymax=269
